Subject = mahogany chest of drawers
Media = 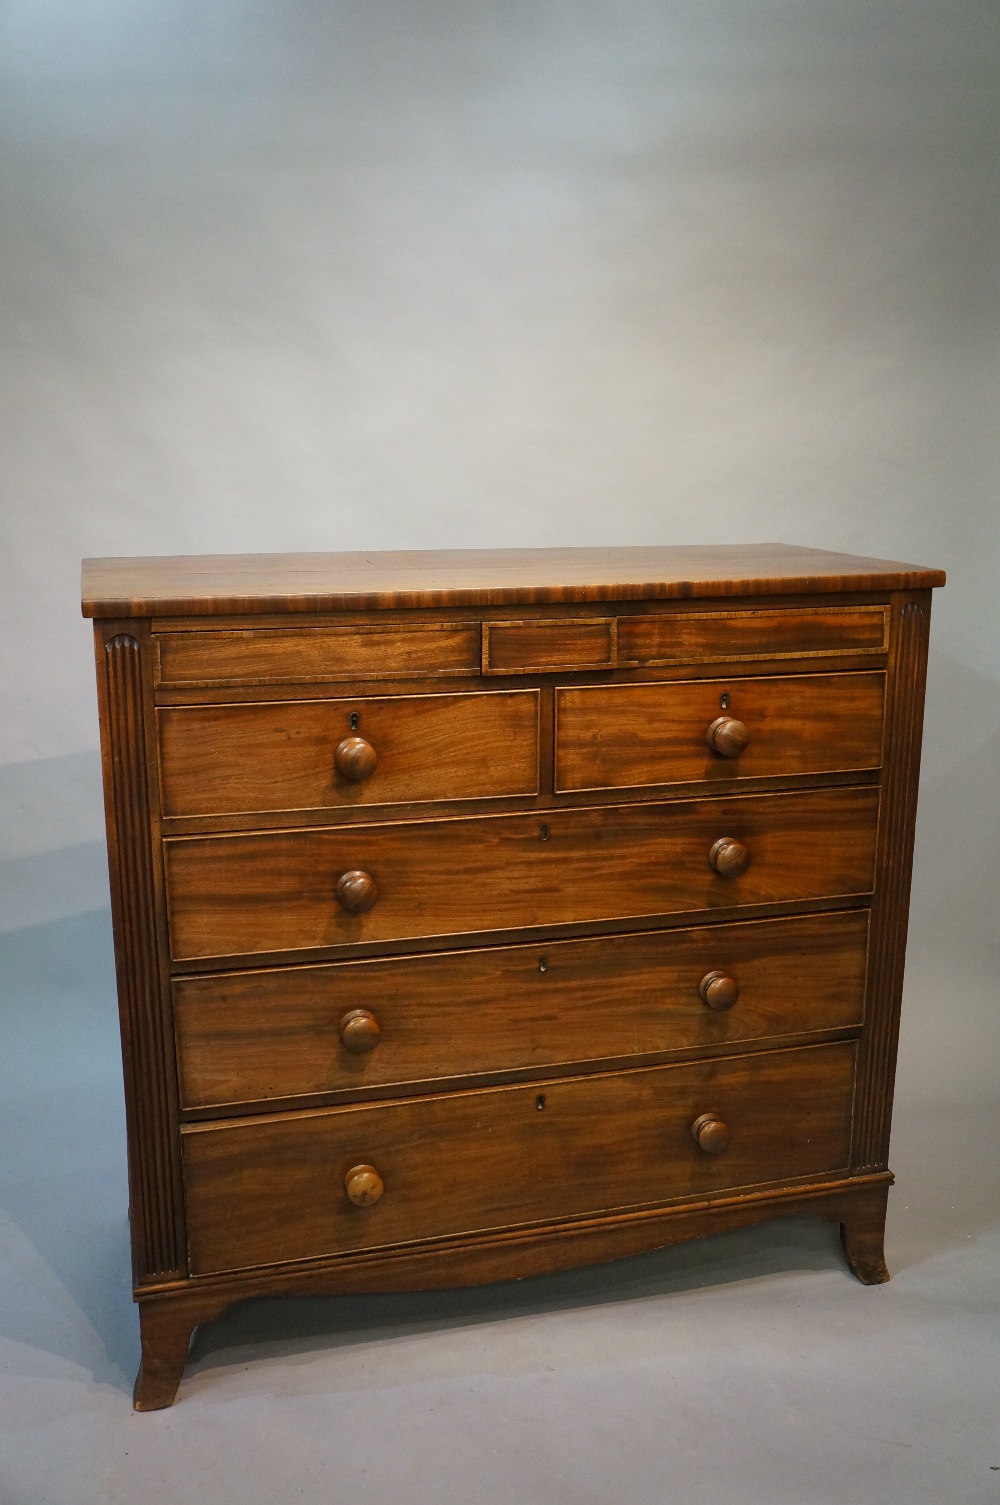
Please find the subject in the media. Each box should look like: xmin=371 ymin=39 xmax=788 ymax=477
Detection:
xmin=82 ymin=544 xmax=944 ymax=1409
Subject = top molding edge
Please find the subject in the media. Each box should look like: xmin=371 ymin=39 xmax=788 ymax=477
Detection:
xmin=81 ymin=544 xmax=946 ymax=619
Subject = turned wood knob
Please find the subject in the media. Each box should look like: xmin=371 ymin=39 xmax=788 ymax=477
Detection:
xmin=334 ymin=735 xmax=379 ymax=783
xmin=706 ymin=715 xmax=750 ymax=758
xmin=699 ymin=970 xmax=740 ymax=1011
xmin=691 ymin=1112 xmax=730 ymax=1154
xmin=344 ymin=1164 xmax=384 ymax=1206
xmin=339 ymin=1008 xmax=381 ymax=1053
xmin=709 ymin=836 xmax=751 ymax=878
xmin=336 ymin=869 xmax=379 ymax=913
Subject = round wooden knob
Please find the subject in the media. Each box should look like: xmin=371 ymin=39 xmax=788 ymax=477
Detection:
xmin=336 ymin=869 xmax=379 ymax=913
xmin=334 ymin=735 xmax=379 ymax=783
xmin=339 ymin=1008 xmax=381 ymax=1054
xmin=709 ymin=836 xmax=751 ymax=878
xmin=691 ymin=1112 xmax=730 ymax=1154
xmin=699 ymin=970 xmax=740 ymax=1011
xmin=344 ymin=1164 xmax=384 ymax=1206
xmin=706 ymin=715 xmax=750 ymax=758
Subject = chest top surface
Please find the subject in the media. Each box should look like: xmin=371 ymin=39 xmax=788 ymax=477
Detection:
xmin=81 ymin=543 xmax=945 ymax=618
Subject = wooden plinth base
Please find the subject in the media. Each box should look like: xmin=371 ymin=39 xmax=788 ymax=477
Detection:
xmin=132 ymin=1173 xmax=891 ymax=1410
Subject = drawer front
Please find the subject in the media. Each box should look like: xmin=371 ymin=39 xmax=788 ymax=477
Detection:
xmin=618 ymin=606 xmax=888 ymax=666
xmin=555 ymin=672 xmax=885 ymax=792
xmin=483 ymin=618 xmax=616 ymax=674
xmin=174 ymin=911 xmax=868 ymax=1109
xmin=182 ymin=1041 xmax=857 ymax=1274
xmin=158 ymin=690 xmax=540 ymax=818
xmin=164 ymin=787 xmax=879 ymax=961
xmin=154 ymin=622 xmax=481 ymax=688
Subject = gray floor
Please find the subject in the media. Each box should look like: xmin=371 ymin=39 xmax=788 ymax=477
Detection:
xmin=1 ymin=905 xmax=998 ymax=1505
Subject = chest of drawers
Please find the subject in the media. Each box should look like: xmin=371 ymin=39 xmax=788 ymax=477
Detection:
xmin=82 ymin=544 xmax=944 ymax=1409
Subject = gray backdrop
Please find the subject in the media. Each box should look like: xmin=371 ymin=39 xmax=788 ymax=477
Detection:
xmin=1 ymin=4 xmax=997 ymax=1502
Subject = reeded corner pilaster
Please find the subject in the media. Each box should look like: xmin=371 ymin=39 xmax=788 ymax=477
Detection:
xmin=96 ymin=625 xmax=186 ymax=1283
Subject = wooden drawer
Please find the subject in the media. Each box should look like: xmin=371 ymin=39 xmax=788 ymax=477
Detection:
xmin=154 ymin=622 xmax=481 ymax=688
xmin=174 ymin=911 xmax=868 ymax=1109
xmin=164 ymin=787 xmax=879 ymax=962
xmin=182 ymin=1040 xmax=857 ymax=1274
xmin=158 ymin=690 xmax=539 ymax=818
xmin=618 ymin=605 xmax=888 ymax=666
xmin=555 ymin=672 xmax=884 ymax=792
xmin=482 ymin=618 xmax=616 ymax=674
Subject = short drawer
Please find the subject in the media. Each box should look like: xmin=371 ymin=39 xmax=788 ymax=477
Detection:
xmin=555 ymin=672 xmax=884 ymax=792
xmin=163 ymin=787 xmax=879 ymax=962
xmin=174 ymin=911 xmax=868 ymax=1109
xmin=182 ymin=1040 xmax=857 ymax=1274
xmin=158 ymin=690 xmax=539 ymax=818
xmin=618 ymin=605 xmax=888 ymax=666
xmin=154 ymin=621 xmax=481 ymax=688
xmin=482 ymin=618 xmax=616 ymax=674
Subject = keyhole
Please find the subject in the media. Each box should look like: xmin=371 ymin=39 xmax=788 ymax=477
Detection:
xmin=720 ymin=692 xmax=729 ymax=710
xmin=538 ymin=957 xmax=548 ymax=973
xmin=536 ymin=1094 xmax=546 ymax=1111
xmin=540 ymin=824 xmax=549 ymax=842
xmin=349 ymin=711 xmax=360 ymax=730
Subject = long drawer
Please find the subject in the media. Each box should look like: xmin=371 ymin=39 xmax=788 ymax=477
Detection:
xmin=555 ymin=672 xmax=885 ymax=791
xmin=174 ymin=910 xmax=869 ymax=1109
xmin=164 ymin=787 xmax=879 ymax=962
xmin=182 ymin=1040 xmax=857 ymax=1274
xmin=154 ymin=621 xmax=482 ymax=687
xmin=157 ymin=689 xmax=540 ymax=817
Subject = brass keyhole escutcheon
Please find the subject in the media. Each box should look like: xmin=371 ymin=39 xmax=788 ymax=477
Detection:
xmin=540 ymin=824 xmax=550 ymax=841
xmin=539 ymin=957 xmax=548 ymax=973
xmin=349 ymin=711 xmax=360 ymax=730
xmin=536 ymin=1094 xmax=546 ymax=1111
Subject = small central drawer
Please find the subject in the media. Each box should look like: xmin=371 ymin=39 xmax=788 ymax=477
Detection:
xmin=482 ymin=618 xmax=616 ymax=674
xmin=163 ymin=787 xmax=879 ymax=962
xmin=158 ymin=690 xmax=540 ymax=818
xmin=174 ymin=910 xmax=868 ymax=1110
xmin=181 ymin=1040 xmax=857 ymax=1274
xmin=555 ymin=672 xmax=885 ymax=792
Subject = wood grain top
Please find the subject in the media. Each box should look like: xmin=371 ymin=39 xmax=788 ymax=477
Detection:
xmin=81 ymin=544 xmax=945 ymax=618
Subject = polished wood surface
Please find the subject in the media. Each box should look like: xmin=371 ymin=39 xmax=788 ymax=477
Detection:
xmin=182 ymin=1042 xmax=856 ymax=1275
xmin=853 ymin=597 xmax=933 ymax=1172
xmin=333 ymin=735 xmax=379 ymax=783
xmin=338 ymin=1008 xmax=382 ymax=1055
xmin=483 ymin=618 xmax=616 ymax=673
xmin=130 ymin=1174 xmax=891 ymax=1408
xmin=840 ymin=1184 xmax=892 ymax=1283
xmin=154 ymin=622 xmax=481 ymax=686
xmin=82 ymin=544 xmax=945 ymax=618
xmin=85 ymin=545 xmax=940 ymax=1406
xmin=344 ymin=1164 xmax=384 ymax=1207
xmin=618 ymin=604 xmax=889 ymax=665
xmin=164 ymin=787 xmax=879 ymax=961
xmin=173 ymin=910 xmax=869 ymax=1109
xmin=335 ymin=869 xmax=379 ymax=915
xmin=698 ymin=970 xmax=741 ymax=1012
xmin=554 ymin=672 xmax=884 ymax=791
xmin=705 ymin=715 xmax=751 ymax=757
xmin=157 ymin=689 xmax=540 ymax=817
xmin=690 ymin=1112 xmax=731 ymax=1154
xmin=133 ymin=1301 xmax=197 ymax=1411
xmin=94 ymin=625 xmax=186 ymax=1281
xmin=709 ymin=836 xmax=752 ymax=879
